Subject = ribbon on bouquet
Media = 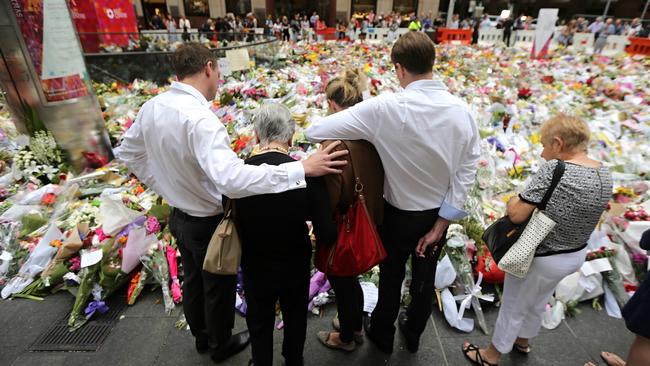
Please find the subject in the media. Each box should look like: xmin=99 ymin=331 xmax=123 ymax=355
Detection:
xmin=453 ymin=273 xmax=495 ymax=322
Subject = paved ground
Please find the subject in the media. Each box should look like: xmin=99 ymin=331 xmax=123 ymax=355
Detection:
xmin=0 ymin=288 xmax=634 ymax=366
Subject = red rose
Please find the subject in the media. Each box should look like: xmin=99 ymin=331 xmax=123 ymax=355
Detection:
xmin=541 ymin=75 xmax=555 ymax=84
xmin=82 ymin=152 xmax=108 ymax=169
xmin=518 ymin=88 xmax=532 ymax=99
xmin=41 ymin=193 xmax=57 ymax=205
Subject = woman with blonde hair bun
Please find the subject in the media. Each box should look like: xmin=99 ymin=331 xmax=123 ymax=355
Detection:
xmin=316 ymin=68 xmax=384 ymax=352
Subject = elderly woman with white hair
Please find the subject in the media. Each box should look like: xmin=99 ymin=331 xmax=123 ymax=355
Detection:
xmin=230 ymin=104 xmax=337 ymax=366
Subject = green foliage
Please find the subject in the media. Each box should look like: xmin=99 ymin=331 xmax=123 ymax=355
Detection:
xmin=19 ymin=213 xmax=48 ymax=238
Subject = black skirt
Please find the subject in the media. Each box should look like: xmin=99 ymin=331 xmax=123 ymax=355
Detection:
xmin=623 ymin=272 xmax=650 ymax=339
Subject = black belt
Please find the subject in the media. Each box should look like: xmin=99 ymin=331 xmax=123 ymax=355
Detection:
xmin=384 ymin=200 xmax=439 ymax=217
xmin=171 ymin=208 xmax=223 ymax=222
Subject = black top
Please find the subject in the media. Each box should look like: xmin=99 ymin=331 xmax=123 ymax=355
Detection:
xmin=230 ymin=152 xmax=336 ymax=281
xmin=641 ymin=229 xmax=650 ymax=251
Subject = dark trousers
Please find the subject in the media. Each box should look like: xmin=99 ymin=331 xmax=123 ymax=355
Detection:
xmin=504 ymin=31 xmax=512 ymax=47
xmin=244 ymin=272 xmax=309 ymax=366
xmin=370 ymin=202 xmax=444 ymax=345
xmin=169 ymin=209 xmax=235 ymax=347
xmin=328 ymin=275 xmax=363 ymax=343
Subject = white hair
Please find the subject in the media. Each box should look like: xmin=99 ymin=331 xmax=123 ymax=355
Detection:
xmin=253 ymin=104 xmax=295 ymax=145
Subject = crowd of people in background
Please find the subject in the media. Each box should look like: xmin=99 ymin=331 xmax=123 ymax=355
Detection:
xmin=142 ymin=7 xmax=649 ymax=49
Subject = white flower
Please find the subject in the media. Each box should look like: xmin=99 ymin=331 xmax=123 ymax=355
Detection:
xmin=41 ymin=165 xmax=59 ymax=180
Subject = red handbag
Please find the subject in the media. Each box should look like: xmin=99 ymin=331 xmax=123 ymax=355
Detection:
xmin=315 ymin=178 xmax=387 ymax=276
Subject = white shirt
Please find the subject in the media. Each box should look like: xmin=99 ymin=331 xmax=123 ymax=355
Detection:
xmin=114 ymin=82 xmax=306 ymax=217
xmin=179 ymin=18 xmax=191 ymax=31
xmin=305 ymin=79 xmax=480 ymax=221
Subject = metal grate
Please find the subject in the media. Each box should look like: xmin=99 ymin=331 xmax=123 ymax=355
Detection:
xmin=30 ymin=295 xmax=128 ymax=352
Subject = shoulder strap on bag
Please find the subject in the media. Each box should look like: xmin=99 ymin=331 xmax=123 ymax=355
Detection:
xmin=223 ymin=199 xmax=233 ymax=219
xmin=339 ymin=141 xmax=365 ymax=195
xmin=538 ymin=160 xmax=565 ymax=211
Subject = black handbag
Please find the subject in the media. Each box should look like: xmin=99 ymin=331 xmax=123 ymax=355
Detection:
xmin=483 ymin=161 xmax=565 ymax=263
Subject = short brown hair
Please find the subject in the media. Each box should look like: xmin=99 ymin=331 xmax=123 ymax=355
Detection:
xmin=172 ymin=42 xmax=216 ymax=79
xmin=540 ymin=114 xmax=591 ymax=151
xmin=390 ymin=32 xmax=436 ymax=75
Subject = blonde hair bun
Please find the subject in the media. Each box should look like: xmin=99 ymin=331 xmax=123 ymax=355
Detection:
xmin=325 ymin=68 xmax=365 ymax=109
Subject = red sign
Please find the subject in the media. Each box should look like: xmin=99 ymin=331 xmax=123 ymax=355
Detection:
xmin=69 ymin=0 xmax=138 ymax=53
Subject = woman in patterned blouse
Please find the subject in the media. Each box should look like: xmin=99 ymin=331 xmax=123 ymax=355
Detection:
xmin=463 ymin=114 xmax=613 ymax=366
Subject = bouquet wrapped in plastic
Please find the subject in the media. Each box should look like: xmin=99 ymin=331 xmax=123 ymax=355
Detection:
xmin=15 ymin=227 xmax=84 ymax=299
xmin=140 ymin=239 xmax=174 ymax=314
xmin=588 ymin=247 xmax=630 ymax=310
xmin=0 ymin=220 xmax=23 ymax=289
xmin=444 ymin=224 xmax=494 ymax=335
xmin=1 ymin=224 xmax=62 ymax=299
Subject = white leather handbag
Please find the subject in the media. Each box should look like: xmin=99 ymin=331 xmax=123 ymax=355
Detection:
xmin=498 ymin=209 xmax=556 ymax=278
xmin=498 ymin=161 xmax=566 ymax=278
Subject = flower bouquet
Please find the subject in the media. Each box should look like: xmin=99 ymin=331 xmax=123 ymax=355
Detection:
xmin=11 ymin=131 xmax=68 ymax=184
xmin=126 ymin=267 xmax=148 ymax=305
xmin=1 ymin=224 xmax=63 ymax=299
xmin=445 ymin=224 xmax=494 ymax=334
xmin=587 ymin=247 xmax=630 ymax=309
xmin=631 ymin=252 xmax=648 ymax=284
xmin=15 ymin=227 xmax=84 ymax=299
xmin=68 ymin=220 xmax=143 ymax=330
xmin=0 ymin=220 xmax=24 ymax=289
xmin=140 ymin=239 xmax=174 ymax=314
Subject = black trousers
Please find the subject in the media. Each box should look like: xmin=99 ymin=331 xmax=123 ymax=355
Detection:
xmin=244 ymin=272 xmax=309 ymax=366
xmin=504 ymin=31 xmax=512 ymax=47
xmin=328 ymin=275 xmax=363 ymax=343
xmin=370 ymin=201 xmax=444 ymax=345
xmin=169 ymin=209 xmax=235 ymax=347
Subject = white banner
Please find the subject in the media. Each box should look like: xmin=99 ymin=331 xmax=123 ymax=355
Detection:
xmin=532 ymin=8 xmax=559 ymax=58
xmin=42 ymin=0 xmax=86 ymax=80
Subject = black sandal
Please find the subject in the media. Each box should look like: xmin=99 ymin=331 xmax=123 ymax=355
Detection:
xmin=514 ymin=342 xmax=531 ymax=355
xmin=462 ymin=343 xmax=498 ymax=366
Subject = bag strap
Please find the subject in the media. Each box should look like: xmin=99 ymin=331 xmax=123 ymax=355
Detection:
xmin=538 ymin=160 xmax=565 ymax=211
xmin=223 ymin=199 xmax=233 ymax=219
xmin=342 ymin=141 xmax=366 ymax=196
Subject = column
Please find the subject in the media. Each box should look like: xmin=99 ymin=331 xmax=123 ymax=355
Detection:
xmin=166 ymin=0 xmax=184 ymax=16
xmin=337 ymin=0 xmax=351 ymax=20
xmin=377 ymin=0 xmax=393 ymax=15
xmin=133 ymin=0 xmax=144 ymax=17
xmin=209 ymin=0 xmax=226 ymax=17
xmin=418 ymin=0 xmax=440 ymax=18
xmin=251 ymin=0 xmax=267 ymax=23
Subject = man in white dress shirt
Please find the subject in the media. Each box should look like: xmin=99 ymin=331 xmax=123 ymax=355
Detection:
xmin=305 ymin=32 xmax=480 ymax=354
xmin=115 ymin=43 xmax=347 ymax=363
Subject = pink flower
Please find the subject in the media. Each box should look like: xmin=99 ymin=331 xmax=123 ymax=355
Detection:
xmin=69 ymin=256 xmax=81 ymax=272
xmin=145 ymin=216 xmax=161 ymax=235
xmin=96 ymin=228 xmax=110 ymax=242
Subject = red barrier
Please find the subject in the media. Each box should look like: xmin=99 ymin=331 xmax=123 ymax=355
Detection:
xmin=436 ymin=28 xmax=473 ymax=45
xmin=317 ymin=27 xmax=337 ymax=40
xmin=626 ymin=37 xmax=650 ymax=56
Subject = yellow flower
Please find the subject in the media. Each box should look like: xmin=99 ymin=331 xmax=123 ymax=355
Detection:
xmin=501 ymin=192 xmax=517 ymax=203
xmin=530 ymin=132 xmax=541 ymax=145
xmin=614 ymin=187 xmax=636 ymax=198
xmin=508 ymin=165 xmax=524 ymax=178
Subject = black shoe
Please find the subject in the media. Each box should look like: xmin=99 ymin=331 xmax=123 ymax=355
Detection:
xmin=210 ymin=331 xmax=251 ymax=363
xmin=398 ymin=312 xmax=419 ymax=353
xmin=195 ymin=338 xmax=210 ymax=354
xmin=363 ymin=316 xmax=393 ymax=354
